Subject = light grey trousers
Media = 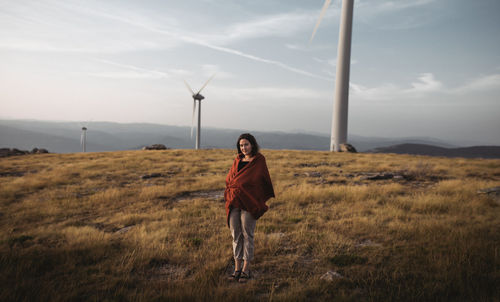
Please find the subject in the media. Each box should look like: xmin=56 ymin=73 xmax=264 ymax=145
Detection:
xmin=229 ymin=208 xmax=257 ymax=261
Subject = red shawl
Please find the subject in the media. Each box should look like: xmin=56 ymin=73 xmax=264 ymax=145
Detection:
xmin=224 ymin=152 xmax=275 ymax=226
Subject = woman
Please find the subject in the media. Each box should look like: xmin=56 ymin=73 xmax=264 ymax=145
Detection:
xmin=225 ymin=133 xmax=275 ymax=283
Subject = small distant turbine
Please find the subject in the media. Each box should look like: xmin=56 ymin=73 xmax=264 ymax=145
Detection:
xmin=183 ymin=74 xmax=215 ymax=150
xmin=81 ymin=126 xmax=87 ymax=152
xmin=79 ymin=121 xmax=91 ymax=152
xmin=311 ymin=0 xmax=354 ymax=152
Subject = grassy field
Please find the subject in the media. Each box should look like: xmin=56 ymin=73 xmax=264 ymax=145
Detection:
xmin=1 ymin=149 xmax=499 ymax=301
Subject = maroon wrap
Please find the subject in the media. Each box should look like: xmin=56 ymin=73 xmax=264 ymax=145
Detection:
xmin=224 ymin=152 xmax=275 ymax=226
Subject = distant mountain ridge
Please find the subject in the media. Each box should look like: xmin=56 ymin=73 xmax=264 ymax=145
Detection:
xmin=1 ymin=119 xmax=498 ymax=158
xmin=368 ymin=143 xmax=500 ymax=159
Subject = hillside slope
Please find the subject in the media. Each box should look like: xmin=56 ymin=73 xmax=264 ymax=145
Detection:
xmin=1 ymin=119 xmax=479 ymax=153
xmin=1 ymin=150 xmax=499 ymax=301
xmin=369 ymin=143 xmax=500 ymax=158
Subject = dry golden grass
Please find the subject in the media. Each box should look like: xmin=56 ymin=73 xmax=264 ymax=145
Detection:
xmin=1 ymin=149 xmax=499 ymax=301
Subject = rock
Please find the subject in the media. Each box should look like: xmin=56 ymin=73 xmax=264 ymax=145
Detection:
xmin=0 ymin=147 xmax=49 ymax=157
xmin=340 ymin=143 xmax=357 ymax=153
xmin=477 ymin=187 xmax=500 ymax=195
xmin=266 ymin=232 xmax=286 ymax=240
xmin=360 ymin=173 xmax=394 ymax=180
xmin=304 ymin=171 xmax=322 ymax=178
xmin=0 ymin=148 xmax=29 ymax=157
xmin=142 ymin=144 xmax=168 ymax=150
xmin=298 ymin=162 xmax=342 ymax=168
xmin=320 ymin=271 xmax=343 ymax=281
xmin=31 ymin=148 xmax=49 ymax=154
xmin=115 ymin=225 xmax=134 ymax=234
xmin=355 ymin=239 xmax=382 ymax=248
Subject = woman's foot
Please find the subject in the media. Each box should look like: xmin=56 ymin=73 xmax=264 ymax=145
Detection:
xmin=228 ymin=270 xmax=241 ymax=281
xmin=238 ymin=271 xmax=251 ymax=283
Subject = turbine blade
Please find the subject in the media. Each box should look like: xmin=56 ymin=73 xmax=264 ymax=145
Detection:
xmin=197 ymin=73 xmax=216 ymax=94
xmin=191 ymin=100 xmax=196 ymax=139
xmin=310 ymin=0 xmax=332 ymax=43
xmin=184 ymin=80 xmax=195 ymax=95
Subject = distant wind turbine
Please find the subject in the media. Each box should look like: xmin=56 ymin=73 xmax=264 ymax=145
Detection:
xmin=311 ymin=0 xmax=354 ymax=152
xmin=184 ymin=74 xmax=215 ymax=150
xmin=80 ymin=125 xmax=88 ymax=153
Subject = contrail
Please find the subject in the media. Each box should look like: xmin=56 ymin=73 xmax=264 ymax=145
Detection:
xmin=81 ymin=6 xmax=332 ymax=81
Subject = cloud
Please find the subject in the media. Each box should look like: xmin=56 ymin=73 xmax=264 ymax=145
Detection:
xmin=0 ymin=1 xmax=179 ymax=53
xmin=351 ymin=73 xmax=442 ymax=100
xmin=452 ymin=74 xmax=500 ymax=94
xmin=89 ymin=59 xmax=169 ymax=79
xmin=200 ymin=65 xmax=233 ymax=79
xmin=219 ymin=86 xmax=326 ymax=102
xmin=72 ymin=3 xmax=332 ymax=81
xmin=222 ymin=12 xmax=316 ymax=42
xmin=355 ymin=0 xmax=438 ymax=30
xmin=363 ymin=0 xmax=436 ymax=13
xmin=351 ymin=73 xmax=500 ymax=101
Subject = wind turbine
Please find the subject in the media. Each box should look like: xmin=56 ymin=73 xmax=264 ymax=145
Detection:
xmin=184 ymin=74 xmax=215 ymax=150
xmin=311 ymin=0 xmax=354 ymax=152
xmin=80 ymin=125 xmax=88 ymax=153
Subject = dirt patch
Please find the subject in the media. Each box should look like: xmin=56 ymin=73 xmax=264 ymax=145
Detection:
xmin=174 ymin=190 xmax=224 ymax=202
xmin=140 ymin=258 xmax=191 ymax=281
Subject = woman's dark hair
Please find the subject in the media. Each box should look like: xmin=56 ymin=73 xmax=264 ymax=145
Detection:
xmin=236 ymin=133 xmax=259 ymax=156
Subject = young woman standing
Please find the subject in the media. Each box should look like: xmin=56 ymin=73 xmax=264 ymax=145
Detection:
xmin=224 ymin=133 xmax=275 ymax=283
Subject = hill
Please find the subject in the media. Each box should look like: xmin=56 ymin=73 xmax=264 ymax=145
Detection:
xmin=1 ymin=150 xmax=499 ymax=301
xmin=0 ymin=119 xmax=474 ymax=153
xmin=369 ymin=143 xmax=500 ymax=159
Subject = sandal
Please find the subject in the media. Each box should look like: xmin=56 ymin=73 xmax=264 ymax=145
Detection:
xmin=228 ymin=270 xmax=241 ymax=281
xmin=238 ymin=271 xmax=251 ymax=283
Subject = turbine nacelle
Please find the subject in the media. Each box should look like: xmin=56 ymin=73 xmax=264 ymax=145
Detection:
xmin=193 ymin=93 xmax=205 ymax=101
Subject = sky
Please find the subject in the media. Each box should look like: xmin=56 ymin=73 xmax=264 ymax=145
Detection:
xmin=1 ymin=0 xmax=499 ymax=145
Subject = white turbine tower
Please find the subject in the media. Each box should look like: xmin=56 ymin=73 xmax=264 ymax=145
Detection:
xmin=184 ymin=75 xmax=215 ymax=150
xmin=311 ymin=0 xmax=354 ymax=152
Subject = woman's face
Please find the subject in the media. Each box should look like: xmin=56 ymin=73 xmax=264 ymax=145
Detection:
xmin=239 ymin=139 xmax=252 ymax=156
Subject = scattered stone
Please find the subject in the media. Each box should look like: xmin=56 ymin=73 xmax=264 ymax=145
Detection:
xmin=0 ymin=147 xmax=50 ymax=157
xmin=320 ymin=271 xmax=343 ymax=281
xmin=355 ymin=239 xmax=381 ymax=248
xmin=141 ymin=173 xmax=163 ymax=179
xmin=340 ymin=143 xmax=357 ymax=153
xmin=266 ymin=232 xmax=286 ymax=240
xmin=31 ymin=148 xmax=49 ymax=154
xmin=0 ymin=148 xmax=28 ymax=157
xmin=477 ymin=186 xmax=500 ymax=195
xmin=304 ymin=171 xmax=322 ymax=178
xmin=298 ymin=162 xmax=342 ymax=168
xmin=115 ymin=225 xmax=134 ymax=234
xmin=478 ymin=186 xmax=500 ymax=205
xmin=142 ymin=144 xmax=168 ymax=150
xmin=360 ymin=172 xmax=394 ymax=180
